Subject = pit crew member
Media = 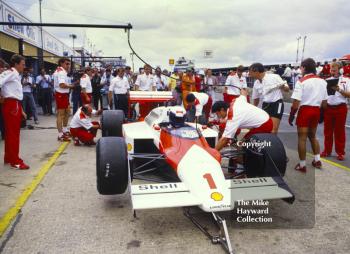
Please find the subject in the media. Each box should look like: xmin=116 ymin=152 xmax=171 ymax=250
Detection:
xmin=80 ymin=67 xmax=93 ymax=105
xmin=70 ymin=104 xmax=101 ymax=146
xmin=185 ymin=92 xmax=212 ymax=123
xmin=322 ymin=62 xmax=350 ymax=160
xmin=53 ymin=57 xmax=74 ymax=141
xmin=250 ymin=62 xmax=290 ymax=133
xmin=0 ymin=54 xmax=30 ymax=169
xmin=224 ymin=65 xmax=247 ymax=103
xmin=108 ymin=67 xmax=130 ymax=118
xmin=212 ymin=96 xmax=273 ymax=151
xmin=289 ymin=58 xmax=328 ymax=172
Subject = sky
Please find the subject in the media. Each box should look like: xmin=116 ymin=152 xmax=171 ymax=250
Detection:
xmin=5 ymin=0 xmax=350 ymax=69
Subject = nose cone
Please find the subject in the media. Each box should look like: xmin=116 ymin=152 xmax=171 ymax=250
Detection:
xmin=177 ymin=145 xmax=233 ymax=212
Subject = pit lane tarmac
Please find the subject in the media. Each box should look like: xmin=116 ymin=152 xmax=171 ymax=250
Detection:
xmin=0 ymin=116 xmax=349 ymax=254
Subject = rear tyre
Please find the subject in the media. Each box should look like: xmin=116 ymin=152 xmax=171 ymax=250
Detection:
xmin=96 ymin=137 xmax=129 ymax=195
xmin=101 ymin=110 xmax=124 ymax=137
xmin=244 ymin=133 xmax=287 ymax=177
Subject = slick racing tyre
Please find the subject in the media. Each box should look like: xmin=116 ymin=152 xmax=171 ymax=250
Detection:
xmin=101 ymin=110 xmax=124 ymax=137
xmin=96 ymin=137 xmax=129 ymax=195
xmin=244 ymin=133 xmax=287 ymax=178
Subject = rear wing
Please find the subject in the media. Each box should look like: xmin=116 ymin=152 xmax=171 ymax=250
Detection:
xmin=129 ymin=91 xmax=173 ymax=103
xmin=131 ymin=176 xmax=294 ymax=210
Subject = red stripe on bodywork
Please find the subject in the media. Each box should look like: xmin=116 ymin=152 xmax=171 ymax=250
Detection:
xmin=159 ymin=129 xmax=221 ymax=171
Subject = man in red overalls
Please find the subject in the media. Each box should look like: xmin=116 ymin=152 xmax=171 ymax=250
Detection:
xmin=0 ymin=55 xmax=29 ymax=169
xmin=0 ymin=58 xmax=9 ymax=140
xmin=321 ymin=62 xmax=350 ymax=160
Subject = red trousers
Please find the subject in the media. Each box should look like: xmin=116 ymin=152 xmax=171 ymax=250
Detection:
xmin=203 ymin=96 xmax=213 ymax=120
xmin=323 ymin=104 xmax=347 ymax=155
xmin=244 ymin=118 xmax=273 ymax=139
xmin=223 ymin=93 xmax=239 ymax=103
xmin=81 ymin=93 xmax=92 ymax=105
xmin=2 ymin=98 xmax=23 ymax=164
xmin=70 ymin=121 xmax=99 ymax=143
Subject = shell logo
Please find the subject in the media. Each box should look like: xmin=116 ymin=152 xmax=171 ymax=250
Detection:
xmin=211 ymin=192 xmax=223 ymax=201
xmin=127 ymin=143 xmax=133 ymax=151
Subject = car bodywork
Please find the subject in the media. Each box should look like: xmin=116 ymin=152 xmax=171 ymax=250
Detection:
xmin=123 ymin=106 xmax=294 ymax=213
xmin=97 ymin=94 xmax=294 ymax=253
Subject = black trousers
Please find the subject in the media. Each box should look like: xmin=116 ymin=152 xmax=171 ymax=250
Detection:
xmin=41 ymin=88 xmax=53 ymax=115
xmin=114 ymin=94 xmax=128 ymax=118
xmin=72 ymin=92 xmax=82 ymax=115
xmin=93 ymin=93 xmax=103 ymax=110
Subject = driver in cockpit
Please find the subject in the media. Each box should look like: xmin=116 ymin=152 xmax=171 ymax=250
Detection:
xmin=168 ymin=106 xmax=186 ymax=128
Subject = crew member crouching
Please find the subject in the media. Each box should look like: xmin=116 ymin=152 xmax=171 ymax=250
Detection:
xmin=185 ymin=92 xmax=212 ymax=123
xmin=70 ymin=105 xmax=101 ymax=146
xmin=212 ymin=96 xmax=273 ymax=151
xmin=289 ymin=58 xmax=328 ymax=173
xmin=80 ymin=67 xmax=93 ymax=105
xmin=322 ymin=62 xmax=350 ymax=160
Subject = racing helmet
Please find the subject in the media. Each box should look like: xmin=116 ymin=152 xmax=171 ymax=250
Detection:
xmin=168 ymin=106 xmax=186 ymax=128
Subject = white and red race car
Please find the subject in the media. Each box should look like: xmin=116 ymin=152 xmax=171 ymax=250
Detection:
xmin=96 ymin=93 xmax=294 ymax=254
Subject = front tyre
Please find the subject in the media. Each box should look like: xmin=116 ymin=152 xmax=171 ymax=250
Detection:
xmin=101 ymin=110 xmax=124 ymax=137
xmin=96 ymin=137 xmax=129 ymax=195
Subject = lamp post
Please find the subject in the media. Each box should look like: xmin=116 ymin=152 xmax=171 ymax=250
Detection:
xmin=69 ymin=34 xmax=77 ymax=53
xmin=130 ymin=52 xmax=135 ymax=72
xmin=296 ymin=36 xmax=301 ymax=64
xmin=301 ymin=36 xmax=307 ymax=62
xmin=69 ymin=34 xmax=76 ymax=72
xmin=39 ymin=0 xmax=44 ymax=68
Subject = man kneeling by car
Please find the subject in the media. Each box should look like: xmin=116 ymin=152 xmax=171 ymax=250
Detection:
xmin=70 ymin=105 xmax=101 ymax=146
xmin=212 ymin=96 xmax=273 ymax=151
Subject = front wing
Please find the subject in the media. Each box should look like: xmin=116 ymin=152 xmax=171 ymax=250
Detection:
xmin=131 ymin=177 xmax=294 ymax=211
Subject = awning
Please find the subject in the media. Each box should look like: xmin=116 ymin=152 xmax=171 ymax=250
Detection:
xmin=0 ymin=32 xmax=19 ymax=53
xmin=43 ymin=51 xmax=58 ymax=65
xmin=23 ymin=42 xmax=37 ymax=57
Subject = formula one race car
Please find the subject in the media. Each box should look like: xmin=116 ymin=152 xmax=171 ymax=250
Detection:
xmin=96 ymin=105 xmax=294 ymax=254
